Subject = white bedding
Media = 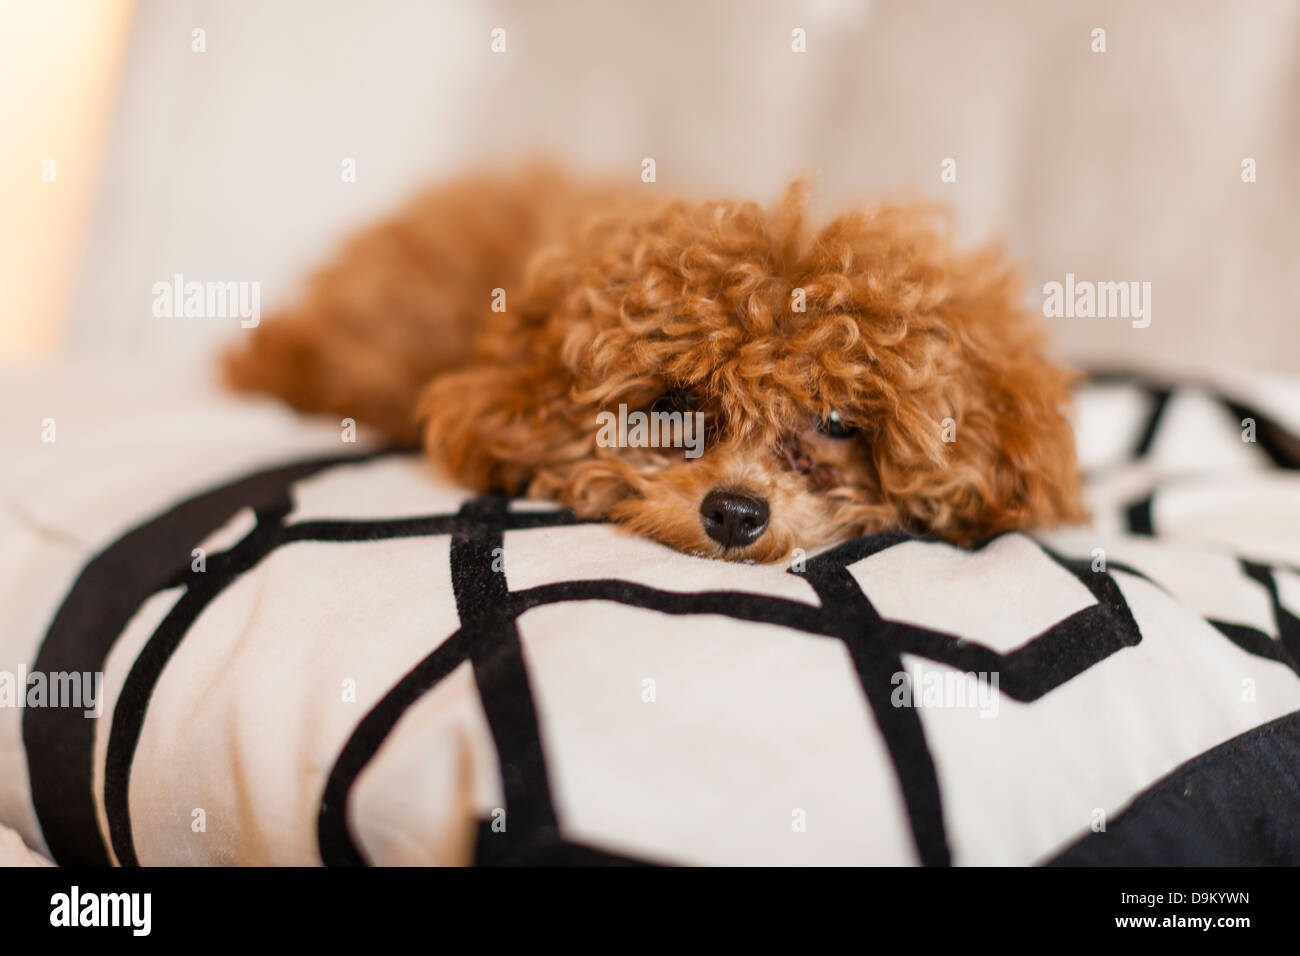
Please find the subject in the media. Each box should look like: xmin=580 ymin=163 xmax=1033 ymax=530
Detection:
xmin=2 ymin=358 xmax=1298 ymax=866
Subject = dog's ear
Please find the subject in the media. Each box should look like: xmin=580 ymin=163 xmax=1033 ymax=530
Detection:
xmin=418 ymin=363 xmax=585 ymax=495
xmin=894 ymin=352 xmax=1086 ymax=544
xmin=888 ymin=248 xmax=1085 ymax=543
xmin=805 ymin=203 xmax=1085 ymax=542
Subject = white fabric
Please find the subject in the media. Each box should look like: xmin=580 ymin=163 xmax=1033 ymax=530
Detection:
xmin=1 ymin=359 xmax=1298 ymax=865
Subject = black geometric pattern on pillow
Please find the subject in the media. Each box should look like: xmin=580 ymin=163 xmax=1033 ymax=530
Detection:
xmin=1095 ymin=370 xmax=1300 ymax=532
xmin=1088 ymin=372 xmax=1300 ymax=677
xmin=314 ymin=495 xmax=1144 ymax=868
xmin=25 ymin=449 xmax=1150 ymax=868
xmin=23 ymin=374 xmax=1300 ymax=867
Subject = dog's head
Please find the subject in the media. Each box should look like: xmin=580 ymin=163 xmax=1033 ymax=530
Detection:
xmin=420 ymin=185 xmax=1085 ymax=562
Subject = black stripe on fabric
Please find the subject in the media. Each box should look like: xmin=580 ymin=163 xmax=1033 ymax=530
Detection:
xmin=1085 ymin=370 xmax=1300 ymax=536
xmin=320 ymin=526 xmax=1149 ymax=867
xmin=317 ymin=629 xmax=477 ymax=866
xmin=513 ymin=580 xmax=826 ymax=632
xmin=1132 ymin=387 xmax=1172 ymax=458
xmin=1064 ymin=553 xmax=1300 ymax=680
xmin=796 ymin=551 xmax=951 ymax=867
xmin=510 ymin=565 xmax=1137 ymax=704
xmin=452 ymin=496 xmax=564 ymax=866
xmin=1206 ymin=560 xmax=1300 ymax=676
xmin=105 ymin=496 xmax=294 ymax=866
xmin=1262 ymin=574 xmax=1300 ymax=674
xmin=1208 ymin=620 xmax=1291 ymax=667
xmin=1239 ymin=556 xmax=1300 ymax=664
xmin=1085 ymin=369 xmax=1300 ymax=470
xmin=318 ymin=497 xmax=577 ymax=866
xmin=22 ymin=450 xmax=384 ymax=866
xmin=1047 ymin=710 xmax=1300 ymax=865
xmin=283 ymin=508 xmax=594 ymax=544
xmin=1124 ymin=495 xmax=1155 ymax=535
xmin=1222 ymin=399 xmax=1300 ymax=470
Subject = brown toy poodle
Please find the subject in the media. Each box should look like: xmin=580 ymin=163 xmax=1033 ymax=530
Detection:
xmin=224 ymin=163 xmax=1085 ymax=562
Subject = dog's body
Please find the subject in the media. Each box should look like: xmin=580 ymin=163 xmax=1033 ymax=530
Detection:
xmin=225 ymin=164 xmax=1085 ymax=562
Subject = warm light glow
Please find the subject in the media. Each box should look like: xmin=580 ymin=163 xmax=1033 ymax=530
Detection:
xmin=0 ymin=0 xmax=134 ymax=364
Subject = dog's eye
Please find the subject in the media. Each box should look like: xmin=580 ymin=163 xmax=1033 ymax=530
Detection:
xmin=817 ymin=409 xmax=855 ymax=439
xmin=650 ymin=388 xmax=701 ymax=416
xmin=646 ymin=387 xmax=717 ymax=456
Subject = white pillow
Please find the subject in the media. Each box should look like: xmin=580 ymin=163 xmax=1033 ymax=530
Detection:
xmin=3 ymin=361 xmax=1299 ymax=865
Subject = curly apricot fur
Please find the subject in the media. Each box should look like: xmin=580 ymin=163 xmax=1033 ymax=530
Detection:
xmin=224 ymin=163 xmax=1086 ymax=562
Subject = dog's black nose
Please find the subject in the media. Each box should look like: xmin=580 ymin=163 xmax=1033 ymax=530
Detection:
xmin=700 ymin=489 xmax=770 ymax=548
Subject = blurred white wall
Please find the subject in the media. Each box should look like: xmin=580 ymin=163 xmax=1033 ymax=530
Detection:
xmin=0 ymin=0 xmax=132 ymax=364
xmin=45 ymin=0 xmax=1300 ymax=372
